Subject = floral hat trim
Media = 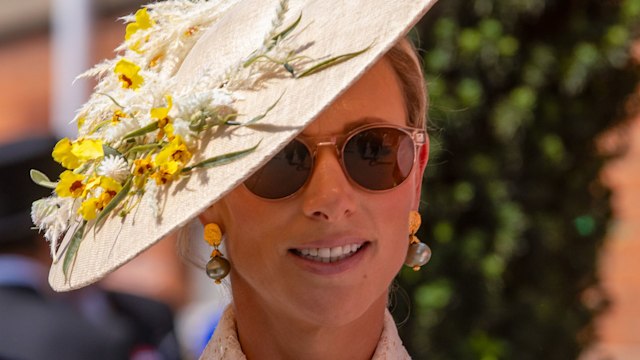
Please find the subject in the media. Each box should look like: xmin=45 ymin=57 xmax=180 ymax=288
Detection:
xmin=31 ymin=0 xmax=366 ymax=280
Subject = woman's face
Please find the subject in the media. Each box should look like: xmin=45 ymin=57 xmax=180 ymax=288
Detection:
xmin=200 ymin=56 xmax=428 ymax=326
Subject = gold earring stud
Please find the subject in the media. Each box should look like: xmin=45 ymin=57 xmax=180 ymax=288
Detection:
xmin=204 ymin=223 xmax=230 ymax=284
xmin=404 ymin=210 xmax=431 ymax=271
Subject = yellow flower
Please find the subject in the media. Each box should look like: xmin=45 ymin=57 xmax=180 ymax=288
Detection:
xmin=125 ymin=8 xmax=155 ymax=40
xmin=149 ymin=53 xmax=164 ymax=68
xmin=151 ymin=95 xmax=173 ymax=128
xmin=111 ymin=110 xmax=127 ymax=123
xmin=155 ymin=137 xmax=192 ymax=173
xmin=151 ymin=167 xmax=173 ymax=185
xmin=164 ymin=123 xmax=175 ymax=139
xmin=83 ymin=176 xmax=102 ymax=195
xmin=53 ymin=138 xmax=81 ymax=169
xmin=96 ymin=186 xmax=119 ymax=213
xmin=56 ymin=171 xmax=86 ymax=198
xmin=79 ymin=198 xmax=101 ymax=220
xmin=125 ymin=8 xmax=155 ymax=52
xmin=77 ymin=177 xmax=123 ymax=220
xmin=100 ymin=176 xmax=123 ymax=193
xmin=72 ymin=139 xmax=104 ymax=161
xmin=115 ymin=58 xmax=144 ymax=90
xmin=152 ymin=137 xmax=192 ymax=184
xmin=53 ymin=138 xmax=103 ymax=170
xmin=77 ymin=116 xmax=86 ymax=130
xmin=134 ymin=157 xmax=153 ymax=176
xmin=83 ymin=174 xmax=119 ymax=195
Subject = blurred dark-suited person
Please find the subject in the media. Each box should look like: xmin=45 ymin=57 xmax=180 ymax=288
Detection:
xmin=0 ymin=136 xmax=182 ymax=360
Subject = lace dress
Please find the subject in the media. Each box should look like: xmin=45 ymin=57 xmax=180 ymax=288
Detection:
xmin=199 ymin=306 xmax=411 ymax=359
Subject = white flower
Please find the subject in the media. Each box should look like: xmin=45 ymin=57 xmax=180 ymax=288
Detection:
xmin=207 ymin=89 xmax=234 ymax=107
xmin=174 ymin=90 xmax=235 ymax=117
xmin=32 ymin=197 xmax=76 ymax=262
xmin=104 ymin=119 xmax=139 ymax=144
xmin=31 ymin=198 xmax=53 ymax=230
xmin=98 ymin=155 xmax=130 ymax=183
xmin=171 ymin=118 xmax=196 ymax=147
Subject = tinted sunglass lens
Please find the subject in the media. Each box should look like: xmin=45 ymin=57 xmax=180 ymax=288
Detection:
xmin=244 ymin=140 xmax=312 ymax=199
xmin=343 ymin=128 xmax=415 ymax=190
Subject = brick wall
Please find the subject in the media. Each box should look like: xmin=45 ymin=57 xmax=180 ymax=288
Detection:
xmin=586 ymin=115 xmax=640 ymax=359
xmin=0 ymin=15 xmax=124 ymax=144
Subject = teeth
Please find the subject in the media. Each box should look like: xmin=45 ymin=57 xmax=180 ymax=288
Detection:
xmin=330 ymin=247 xmax=342 ymax=257
xmin=295 ymin=243 xmax=363 ymax=263
xmin=318 ymin=248 xmax=331 ymax=258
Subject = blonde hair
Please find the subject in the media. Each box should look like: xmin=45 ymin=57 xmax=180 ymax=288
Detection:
xmin=385 ymin=39 xmax=428 ymax=129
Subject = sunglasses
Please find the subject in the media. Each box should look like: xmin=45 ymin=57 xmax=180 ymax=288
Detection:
xmin=244 ymin=123 xmax=427 ymax=199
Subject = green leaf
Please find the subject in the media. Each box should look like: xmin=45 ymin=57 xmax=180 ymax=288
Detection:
xmin=102 ymin=144 xmax=122 ymax=157
xmin=243 ymin=13 xmax=304 ymax=67
xmin=95 ymin=177 xmax=133 ymax=227
xmin=30 ymin=169 xmax=57 ymax=189
xmin=182 ymin=141 xmax=261 ymax=172
xmin=271 ymin=13 xmax=302 ymax=46
xmin=123 ymin=121 xmax=159 ymax=140
xmin=89 ymin=120 xmax=113 ymax=135
xmin=63 ymin=221 xmax=87 ymax=282
xmin=124 ymin=143 xmax=164 ymax=156
xmin=297 ymin=46 xmax=370 ymax=78
xmin=243 ymin=54 xmax=282 ymax=68
xmin=96 ymin=92 xmax=124 ymax=108
xmin=243 ymin=93 xmax=283 ymax=126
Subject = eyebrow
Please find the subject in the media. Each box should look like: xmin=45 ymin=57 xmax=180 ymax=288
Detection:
xmin=344 ymin=117 xmax=388 ymax=132
xmin=301 ymin=116 xmax=392 ymax=137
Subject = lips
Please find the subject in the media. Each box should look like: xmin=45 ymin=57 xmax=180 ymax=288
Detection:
xmin=291 ymin=243 xmax=366 ymax=263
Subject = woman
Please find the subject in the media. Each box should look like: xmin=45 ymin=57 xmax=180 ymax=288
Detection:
xmin=198 ymin=44 xmax=429 ymax=359
xmin=31 ymin=0 xmax=436 ymax=358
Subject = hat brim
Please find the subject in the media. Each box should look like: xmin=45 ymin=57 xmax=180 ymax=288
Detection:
xmin=49 ymin=0 xmax=437 ymax=291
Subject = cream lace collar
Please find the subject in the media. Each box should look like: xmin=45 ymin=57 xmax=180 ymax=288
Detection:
xmin=199 ymin=306 xmax=411 ymax=359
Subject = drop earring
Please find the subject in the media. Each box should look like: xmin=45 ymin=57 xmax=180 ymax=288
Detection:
xmin=404 ymin=210 xmax=432 ymax=271
xmin=204 ymin=223 xmax=230 ymax=284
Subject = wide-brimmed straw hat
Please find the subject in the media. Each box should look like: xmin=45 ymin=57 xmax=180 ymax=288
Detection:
xmin=31 ymin=0 xmax=437 ymax=291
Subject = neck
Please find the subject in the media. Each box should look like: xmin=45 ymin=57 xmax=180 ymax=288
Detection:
xmin=231 ymin=279 xmax=388 ymax=360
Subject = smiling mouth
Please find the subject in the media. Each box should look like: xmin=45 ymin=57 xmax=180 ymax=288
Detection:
xmin=290 ymin=243 xmax=368 ymax=263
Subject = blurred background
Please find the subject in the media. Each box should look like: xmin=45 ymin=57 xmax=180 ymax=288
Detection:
xmin=400 ymin=1 xmax=640 ymax=359
xmin=0 ymin=1 xmax=227 ymax=359
xmin=0 ymin=0 xmax=638 ymax=359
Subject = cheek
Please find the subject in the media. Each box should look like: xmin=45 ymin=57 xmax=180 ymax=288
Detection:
xmin=216 ymin=189 xmax=286 ymax=271
xmin=223 ymin=207 xmax=260 ymax=255
xmin=368 ymin=189 xmax=414 ymax=268
xmin=380 ymin=215 xmax=410 ymax=268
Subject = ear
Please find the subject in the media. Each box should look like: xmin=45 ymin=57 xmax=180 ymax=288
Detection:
xmin=412 ymin=135 xmax=429 ymax=210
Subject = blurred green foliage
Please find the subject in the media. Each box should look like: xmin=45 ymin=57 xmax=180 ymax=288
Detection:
xmin=396 ymin=0 xmax=640 ymax=358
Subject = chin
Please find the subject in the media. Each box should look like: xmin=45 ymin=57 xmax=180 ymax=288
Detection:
xmin=285 ymin=283 xmax=390 ymax=328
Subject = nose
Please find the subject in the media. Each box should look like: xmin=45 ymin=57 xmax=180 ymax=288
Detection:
xmin=301 ymin=145 xmax=357 ymax=221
